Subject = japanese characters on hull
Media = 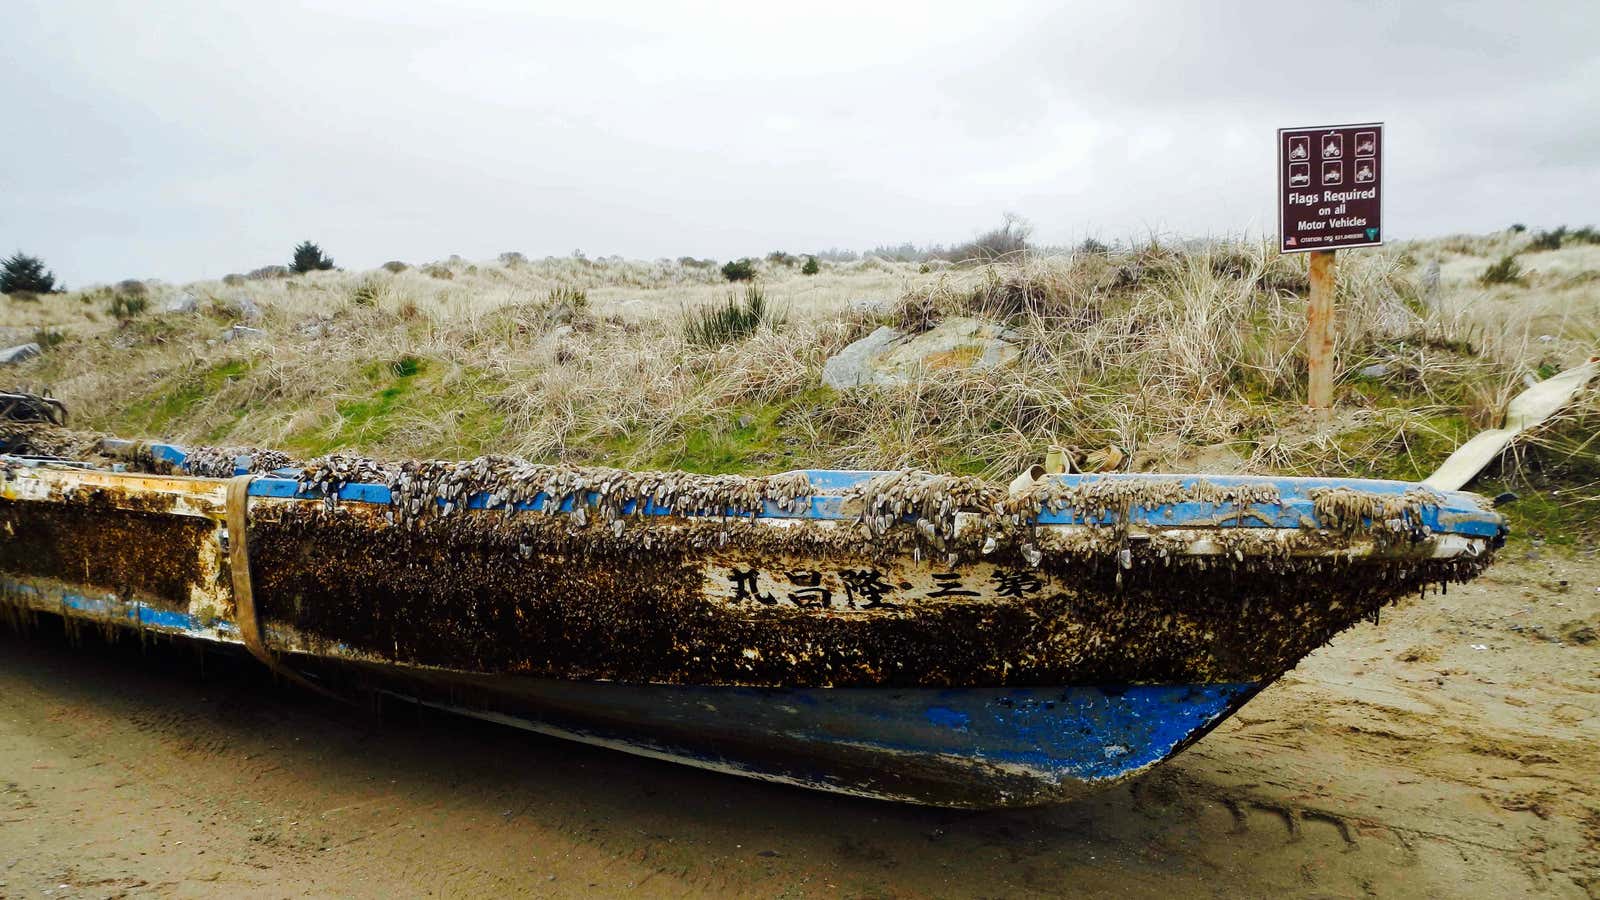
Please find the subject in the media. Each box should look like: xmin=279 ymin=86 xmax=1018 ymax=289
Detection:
xmin=1279 ymin=122 xmax=1382 ymax=253
xmin=720 ymin=564 xmax=1046 ymax=610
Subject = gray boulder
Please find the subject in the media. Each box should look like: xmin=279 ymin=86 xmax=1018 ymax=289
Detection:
xmin=822 ymin=317 xmax=1021 ymax=389
xmin=0 ymin=343 xmax=42 ymax=365
xmin=163 ymin=292 xmax=199 ymax=314
xmin=231 ymin=295 xmax=262 ymax=321
xmin=822 ymin=326 xmax=901 ymax=389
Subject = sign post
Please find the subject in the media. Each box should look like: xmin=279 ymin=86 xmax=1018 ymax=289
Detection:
xmin=1306 ymin=249 xmax=1336 ymax=409
xmin=1278 ymin=122 xmax=1383 ymax=409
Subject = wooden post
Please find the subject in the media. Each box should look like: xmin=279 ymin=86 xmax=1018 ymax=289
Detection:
xmin=1307 ymin=249 xmax=1336 ymax=409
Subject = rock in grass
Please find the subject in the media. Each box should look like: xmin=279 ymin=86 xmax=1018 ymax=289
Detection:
xmin=0 ymin=343 xmax=41 ymax=365
xmin=822 ymin=326 xmax=901 ymax=388
xmin=232 ymin=296 xmax=262 ymax=321
xmin=822 ymin=318 xmax=1021 ymax=389
xmin=163 ymin=293 xmax=199 ymax=314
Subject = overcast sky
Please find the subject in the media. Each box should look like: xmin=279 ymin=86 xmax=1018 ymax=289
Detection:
xmin=4 ymin=1 xmax=1597 ymax=285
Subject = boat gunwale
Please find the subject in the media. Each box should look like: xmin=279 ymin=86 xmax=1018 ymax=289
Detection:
xmin=82 ymin=439 xmax=1507 ymax=540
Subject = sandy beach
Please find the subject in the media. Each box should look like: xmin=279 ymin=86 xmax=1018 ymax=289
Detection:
xmin=2 ymin=550 xmax=1594 ymax=898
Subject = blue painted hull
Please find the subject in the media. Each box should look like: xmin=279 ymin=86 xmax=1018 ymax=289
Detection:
xmin=327 ymin=662 xmax=1263 ymax=807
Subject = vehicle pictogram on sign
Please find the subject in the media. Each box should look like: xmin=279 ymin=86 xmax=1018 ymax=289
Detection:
xmin=1355 ymin=131 xmax=1376 ymax=157
xmin=1322 ymin=161 xmax=1343 ymax=185
xmin=1354 ymin=158 xmax=1375 ymax=184
xmin=1321 ymin=134 xmax=1343 ymax=159
xmin=1289 ymin=136 xmax=1310 ymax=161
xmin=1288 ymin=163 xmax=1310 ymax=187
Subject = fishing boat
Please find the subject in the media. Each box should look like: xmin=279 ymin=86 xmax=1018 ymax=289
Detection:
xmin=0 ymin=409 xmax=1504 ymax=808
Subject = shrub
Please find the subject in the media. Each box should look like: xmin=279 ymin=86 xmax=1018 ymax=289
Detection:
xmin=1 ymin=253 xmax=57 ymax=294
xmin=350 ymin=279 xmax=384 ymax=307
xmin=108 ymin=291 xmax=149 ymax=322
xmin=548 ymin=285 xmax=588 ymax=310
xmin=545 ymin=286 xmax=589 ymax=325
xmin=1078 ymin=237 xmax=1109 ymax=254
xmin=247 ymin=265 xmax=290 ymax=280
xmin=290 ymin=240 xmax=335 ymax=273
xmin=721 ymin=258 xmax=758 ymax=282
xmin=389 ymin=355 xmax=423 ymax=378
xmin=1570 ymin=226 xmax=1599 ymax=244
xmin=115 ymin=279 xmax=149 ymax=297
xmin=948 ymin=213 xmax=1032 ymax=262
xmin=683 ymin=284 xmax=782 ymax=347
xmin=31 ymin=327 xmax=66 ymax=349
xmin=867 ymin=242 xmax=935 ymax=263
xmin=678 ymin=257 xmax=717 ymax=269
xmin=766 ymin=250 xmax=796 ymax=267
xmin=381 ymin=260 xmax=409 ymax=274
xmin=1508 ymin=223 xmax=1527 ymax=233
xmin=1479 ymin=254 xmax=1524 ymax=285
xmin=422 ymin=264 xmax=453 ymax=280
xmin=222 ymin=273 xmax=246 ymax=286
xmin=1527 ymin=228 xmax=1565 ymax=252
xmin=801 ymin=255 xmax=820 ymax=275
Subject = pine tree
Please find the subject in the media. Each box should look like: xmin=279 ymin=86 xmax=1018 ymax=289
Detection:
xmin=290 ymin=241 xmax=335 ymax=273
xmin=0 ymin=253 xmax=58 ymax=294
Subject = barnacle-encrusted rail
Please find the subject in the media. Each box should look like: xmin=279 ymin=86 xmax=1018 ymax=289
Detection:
xmin=0 ymin=427 xmax=1505 ymax=807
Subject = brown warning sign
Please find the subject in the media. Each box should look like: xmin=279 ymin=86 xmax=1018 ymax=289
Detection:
xmin=1279 ymin=122 xmax=1382 ymax=253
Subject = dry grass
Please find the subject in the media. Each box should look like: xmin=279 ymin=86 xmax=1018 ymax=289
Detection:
xmin=3 ymin=239 xmax=1595 ymax=491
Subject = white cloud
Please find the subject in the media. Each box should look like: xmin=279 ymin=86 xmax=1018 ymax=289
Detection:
xmin=2 ymin=0 xmax=1596 ymax=284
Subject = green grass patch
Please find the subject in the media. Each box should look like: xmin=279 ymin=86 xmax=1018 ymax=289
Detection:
xmin=116 ymin=358 xmax=255 ymax=435
xmin=287 ymin=355 xmax=429 ymax=455
xmin=581 ymin=387 xmax=833 ymax=474
xmin=1332 ymin=414 xmax=1472 ymax=482
xmin=649 ymin=398 xmax=795 ymax=474
xmin=281 ymin=356 xmax=511 ymax=459
xmin=936 ymin=452 xmax=992 ymax=476
xmin=1477 ymin=480 xmax=1584 ymax=547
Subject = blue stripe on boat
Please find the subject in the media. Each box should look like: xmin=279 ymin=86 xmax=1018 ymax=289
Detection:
xmin=6 ymin=580 xmax=236 ymax=637
xmin=92 ymin=440 xmax=1504 ymax=539
xmin=251 ymin=470 xmax=1499 ymax=540
xmin=87 ymin=438 xmax=1504 ymax=534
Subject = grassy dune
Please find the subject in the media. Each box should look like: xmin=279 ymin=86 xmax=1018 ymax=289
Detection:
xmin=3 ymin=235 xmax=1596 ymax=538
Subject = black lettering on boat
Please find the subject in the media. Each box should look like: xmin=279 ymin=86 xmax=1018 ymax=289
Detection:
xmin=784 ymin=569 xmax=832 ymax=608
xmin=992 ymin=568 xmax=1044 ymax=598
xmin=727 ymin=567 xmax=776 ymax=605
xmin=838 ymin=568 xmax=896 ymax=609
xmin=928 ymin=573 xmax=980 ymax=599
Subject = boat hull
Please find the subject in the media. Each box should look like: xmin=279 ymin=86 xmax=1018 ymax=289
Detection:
xmin=0 ymin=578 xmax=1259 ymax=807
xmin=0 ymin=444 xmax=1505 ymax=807
xmin=372 ymin=674 xmax=1262 ymax=808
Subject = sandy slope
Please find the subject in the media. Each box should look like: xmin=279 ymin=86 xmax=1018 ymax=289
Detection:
xmin=1 ymin=551 xmax=1596 ymax=899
